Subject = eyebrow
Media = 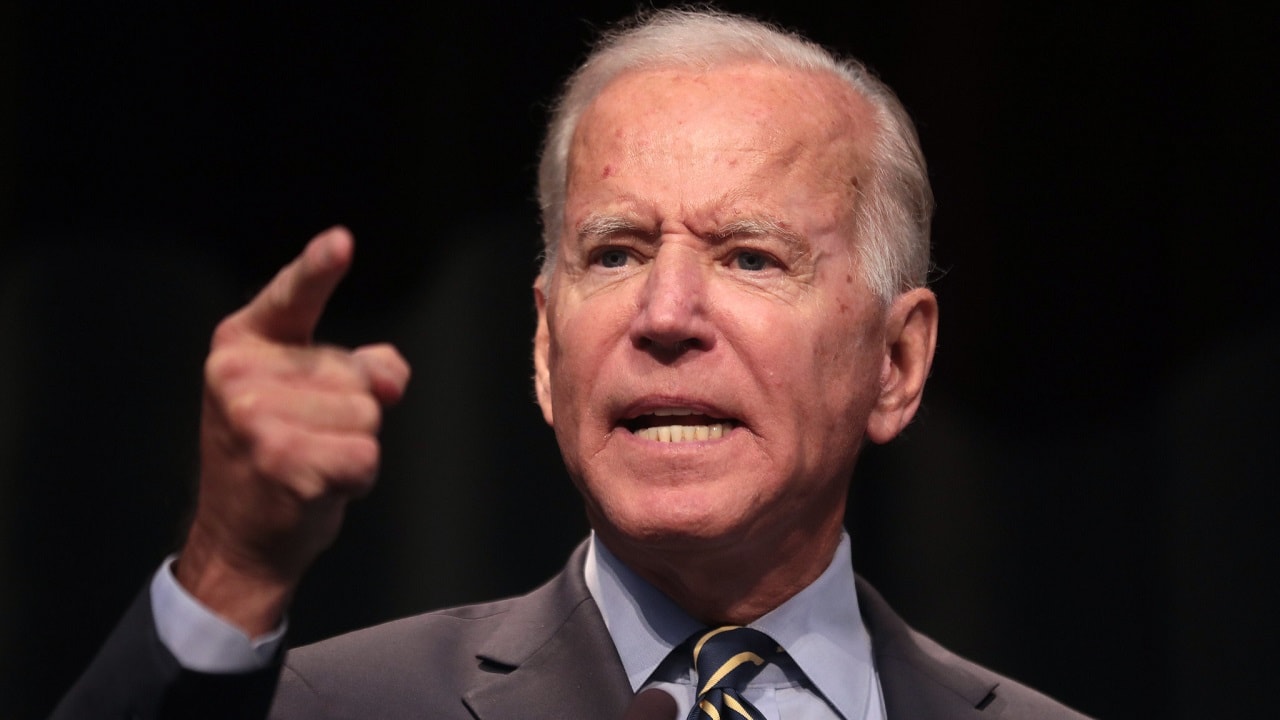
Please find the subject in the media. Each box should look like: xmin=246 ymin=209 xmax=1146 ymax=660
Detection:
xmin=713 ymin=217 xmax=806 ymax=248
xmin=574 ymin=214 xmax=808 ymax=252
xmin=576 ymin=215 xmax=656 ymax=244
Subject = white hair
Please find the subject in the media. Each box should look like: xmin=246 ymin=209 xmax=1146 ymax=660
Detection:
xmin=536 ymin=8 xmax=933 ymax=303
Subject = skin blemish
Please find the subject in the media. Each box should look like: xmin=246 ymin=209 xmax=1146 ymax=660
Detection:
xmin=602 ymin=164 xmax=615 ymax=178
xmin=845 ymin=273 xmax=854 ymax=284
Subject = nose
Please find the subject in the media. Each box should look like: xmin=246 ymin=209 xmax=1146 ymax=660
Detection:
xmin=629 ymin=244 xmax=716 ymax=359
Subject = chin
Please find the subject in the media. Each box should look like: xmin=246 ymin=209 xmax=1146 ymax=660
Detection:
xmin=586 ymin=484 xmax=758 ymax=554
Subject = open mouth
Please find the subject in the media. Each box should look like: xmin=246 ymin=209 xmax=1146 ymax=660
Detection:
xmin=620 ymin=408 xmax=738 ymax=443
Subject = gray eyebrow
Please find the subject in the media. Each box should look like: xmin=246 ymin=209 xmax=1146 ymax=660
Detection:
xmin=714 ymin=217 xmax=806 ymax=247
xmin=576 ymin=215 xmax=656 ymax=243
xmin=575 ymin=214 xmax=806 ymax=247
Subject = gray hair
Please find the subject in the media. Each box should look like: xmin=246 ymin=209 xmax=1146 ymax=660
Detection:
xmin=536 ymin=8 xmax=933 ymax=303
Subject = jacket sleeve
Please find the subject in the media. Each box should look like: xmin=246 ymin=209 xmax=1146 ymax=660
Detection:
xmin=49 ymin=585 xmax=281 ymax=720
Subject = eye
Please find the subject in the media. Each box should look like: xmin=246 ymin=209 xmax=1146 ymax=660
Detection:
xmin=595 ymin=248 xmax=631 ymax=268
xmin=733 ymin=250 xmax=775 ymax=272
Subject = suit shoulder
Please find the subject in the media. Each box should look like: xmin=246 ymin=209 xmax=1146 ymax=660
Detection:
xmin=917 ymin=635 xmax=1090 ymax=719
xmin=282 ymin=597 xmax=518 ymax=680
xmin=291 ymin=596 xmax=515 ymax=661
xmin=269 ymin=598 xmax=520 ymax=719
xmin=876 ymin=627 xmax=1090 ymax=718
xmin=857 ymin=577 xmax=1092 ymax=719
xmin=271 ymin=549 xmax=600 ymax=719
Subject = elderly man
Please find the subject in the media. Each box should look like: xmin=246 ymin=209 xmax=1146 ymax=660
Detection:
xmin=55 ymin=9 xmax=1085 ymax=720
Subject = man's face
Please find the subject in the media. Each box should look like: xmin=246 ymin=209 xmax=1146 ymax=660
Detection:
xmin=535 ymin=64 xmax=899 ymax=560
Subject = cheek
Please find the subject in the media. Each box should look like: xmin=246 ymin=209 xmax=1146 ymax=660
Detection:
xmin=548 ymin=301 xmax=625 ymax=415
xmin=804 ymin=312 xmax=883 ymax=417
xmin=548 ymin=328 xmax=587 ymax=411
xmin=744 ymin=310 xmax=861 ymax=392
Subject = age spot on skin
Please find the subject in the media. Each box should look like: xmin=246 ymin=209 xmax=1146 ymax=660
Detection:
xmin=602 ymin=164 xmax=615 ymax=178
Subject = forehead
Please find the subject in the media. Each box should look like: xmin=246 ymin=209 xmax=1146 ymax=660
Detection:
xmin=566 ymin=63 xmax=875 ymax=218
xmin=578 ymin=63 xmax=870 ymax=148
xmin=590 ymin=60 xmax=865 ymax=119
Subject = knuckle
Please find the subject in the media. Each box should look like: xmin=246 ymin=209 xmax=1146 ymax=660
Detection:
xmin=342 ymin=437 xmax=381 ymax=486
xmin=223 ymin=391 xmax=264 ymax=430
xmin=337 ymin=353 xmax=373 ymax=391
xmin=356 ymin=436 xmax=380 ymax=469
xmin=204 ymin=347 xmax=250 ymax=386
xmin=289 ymin=471 xmax=329 ymax=502
xmin=350 ymin=433 xmax=376 ymax=463
xmin=248 ymin=429 xmax=380 ymax=500
xmin=251 ymin=427 xmax=299 ymax=480
xmin=353 ymin=394 xmax=382 ymax=432
xmin=210 ymin=316 xmax=246 ymax=347
xmin=301 ymin=347 xmax=358 ymax=388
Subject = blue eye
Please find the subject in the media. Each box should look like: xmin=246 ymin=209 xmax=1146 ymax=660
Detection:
xmin=734 ymin=251 xmax=772 ymax=271
xmin=598 ymin=249 xmax=630 ymax=268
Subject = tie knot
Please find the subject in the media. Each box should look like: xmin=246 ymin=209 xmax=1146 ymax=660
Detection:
xmin=690 ymin=626 xmax=781 ymax=697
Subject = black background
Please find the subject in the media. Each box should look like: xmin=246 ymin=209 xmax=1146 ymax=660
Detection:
xmin=3 ymin=2 xmax=1276 ymax=717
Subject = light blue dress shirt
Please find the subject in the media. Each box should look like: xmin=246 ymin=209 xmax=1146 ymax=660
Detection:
xmin=584 ymin=532 xmax=885 ymax=720
xmin=154 ymin=533 xmax=885 ymax=719
xmin=150 ymin=555 xmax=283 ymax=672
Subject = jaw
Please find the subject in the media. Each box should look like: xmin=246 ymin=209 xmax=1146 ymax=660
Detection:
xmin=549 ymin=386 xmax=862 ymax=624
xmin=575 ymin=422 xmax=848 ymax=546
xmin=586 ymin=482 xmax=849 ymax=625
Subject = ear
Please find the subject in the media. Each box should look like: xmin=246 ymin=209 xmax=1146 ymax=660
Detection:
xmin=867 ymin=287 xmax=938 ymax=444
xmin=532 ymin=277 xmax=555 ymax=426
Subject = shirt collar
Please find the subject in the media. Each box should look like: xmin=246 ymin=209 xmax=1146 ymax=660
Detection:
xmin=583 ymin=531 xmax=876 ymax=720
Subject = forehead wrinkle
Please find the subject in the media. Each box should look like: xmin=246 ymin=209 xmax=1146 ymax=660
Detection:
xmin=575 ymin=191 xmax=819 ymax=250
xmin=566 ymin=65 xmax=869 ymax=250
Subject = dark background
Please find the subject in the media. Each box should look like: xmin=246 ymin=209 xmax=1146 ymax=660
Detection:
xmin=3 ymin=2 xmax=1276 ymax=717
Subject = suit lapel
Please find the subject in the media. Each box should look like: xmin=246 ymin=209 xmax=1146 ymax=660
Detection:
xmin=459 ymin=545 xmax=1007 ymax=719
xmin=857 ymin=577 xmax=998 ymax=719
xmin=463 ymin=543 xmax=633 ymax=720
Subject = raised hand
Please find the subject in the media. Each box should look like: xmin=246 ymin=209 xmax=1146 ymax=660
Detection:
xmin=175 ymin=227 xmax=410 ymax=635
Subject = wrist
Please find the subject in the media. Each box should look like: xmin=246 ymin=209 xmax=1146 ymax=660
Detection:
xmin=175 ymin=525 xmax=297 ymax=637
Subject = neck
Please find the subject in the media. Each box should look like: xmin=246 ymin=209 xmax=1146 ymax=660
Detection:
xmin=596 ymin=519 xmax=844 ymax=625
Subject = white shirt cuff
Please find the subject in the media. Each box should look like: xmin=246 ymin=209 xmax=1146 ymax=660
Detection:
xmin=149 ymin=555 xmax=286 ymax=673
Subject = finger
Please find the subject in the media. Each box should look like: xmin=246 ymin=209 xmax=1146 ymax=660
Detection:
xmin=352 ymin=343 xmax=411 ymax=405
xmin=207 ymin=343 xmax=382 ymax=396
xmin=223 ymin=386 xmax=382 ymax=435
xmin=235 ymin=227 xmax=355 ymax=344
xmin=253 ymin=421 xmax=381 ymax=500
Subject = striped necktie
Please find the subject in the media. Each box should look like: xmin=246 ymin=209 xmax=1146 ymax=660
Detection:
xmin=686 ymin=626 xmax=782 ymax=720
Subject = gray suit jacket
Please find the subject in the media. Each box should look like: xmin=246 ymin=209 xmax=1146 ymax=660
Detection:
xmin=53 ymin=543 xmax=1088 ymax=719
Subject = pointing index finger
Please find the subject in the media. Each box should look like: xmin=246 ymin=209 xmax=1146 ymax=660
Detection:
xmin=237 ymin=227 xmax=355 ymax=344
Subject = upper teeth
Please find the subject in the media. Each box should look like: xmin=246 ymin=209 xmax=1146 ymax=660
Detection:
xmin=633 ymin=424 xmax=729 ymax=442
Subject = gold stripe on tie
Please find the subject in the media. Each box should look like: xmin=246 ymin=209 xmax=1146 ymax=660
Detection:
xmin=699 ymin=699 xmax=722 ymax=720
xmin=722 ymin=694 xmax=755 ymax=720
xmin=697 ymin=652 xmax=765 ymax=695
xmin=692 ymin=625 xmax=740 ymax=661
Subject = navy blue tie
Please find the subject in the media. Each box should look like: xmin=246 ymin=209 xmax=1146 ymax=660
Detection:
xmin=686 ymin=626 xmax=782 ymax=720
